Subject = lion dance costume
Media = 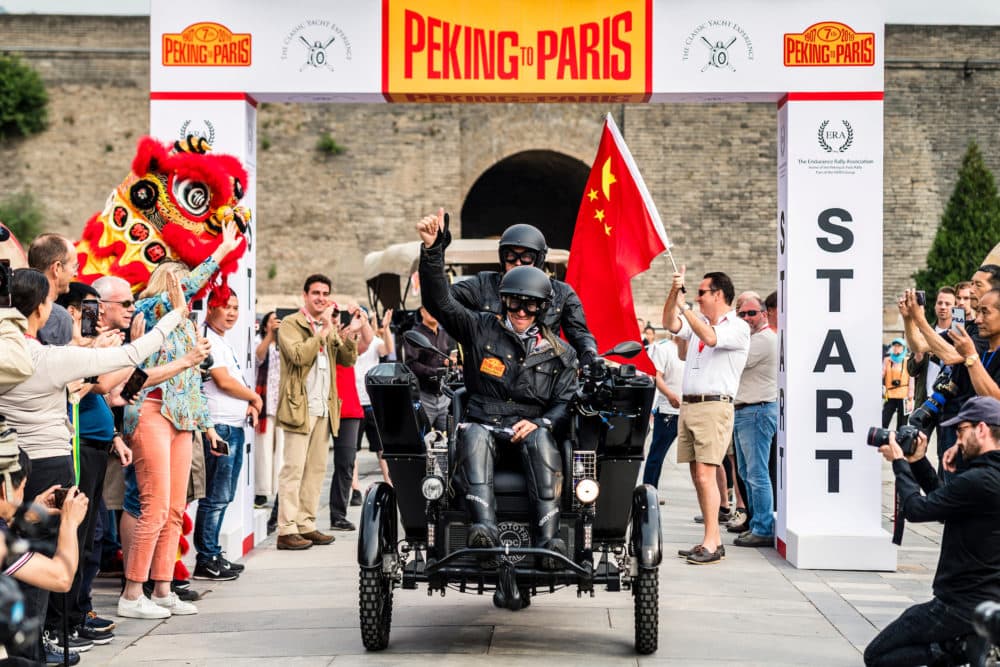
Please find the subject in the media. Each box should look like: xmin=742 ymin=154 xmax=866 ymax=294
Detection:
xmin=75 ymin=134 xmax=250 ymax=296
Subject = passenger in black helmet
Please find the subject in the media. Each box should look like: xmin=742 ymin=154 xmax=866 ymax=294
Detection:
xmin=450 ymin=220 xmax=599 ymax=366
xmin=416 ymin=208 xmax=578 ymax=570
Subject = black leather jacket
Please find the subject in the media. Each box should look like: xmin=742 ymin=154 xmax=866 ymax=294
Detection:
xmin=451 ymin=271 xmax=598 ymax=366
xmin=894 ymin=450 xmax=1000 ymax=613
xmin=420 ymin=240 xmax=579 ymax=434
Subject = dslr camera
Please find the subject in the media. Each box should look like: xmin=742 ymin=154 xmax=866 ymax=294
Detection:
xmin=867 ymin=367 xmax=959 ymax=456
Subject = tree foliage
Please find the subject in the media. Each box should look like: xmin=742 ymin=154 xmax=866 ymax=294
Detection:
xmin=0 ymin=191 xmax=44 ymax=246
xmin=0 ymin=54 xmax=48 ymax=141
xmin=914 ymin=142 xmax=1000 ymax=306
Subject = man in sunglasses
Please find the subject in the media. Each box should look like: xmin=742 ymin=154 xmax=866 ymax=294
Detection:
xmin=662 ymin=268 xmax=750 ymax=565
xmin=450 ymin=222 xmax=599 ymax=366
xmin=729 ymin=292 xmax=777 ymax=548
xmin=417 ymin=209 xmax=579 ymax=570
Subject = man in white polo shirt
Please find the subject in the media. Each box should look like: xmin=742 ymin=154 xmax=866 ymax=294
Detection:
xmin=662 ymin=268 xmax=750 ymax=565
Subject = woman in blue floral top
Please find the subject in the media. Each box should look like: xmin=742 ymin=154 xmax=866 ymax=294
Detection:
xmin=118 ymin=221 xmax=243 ymax=620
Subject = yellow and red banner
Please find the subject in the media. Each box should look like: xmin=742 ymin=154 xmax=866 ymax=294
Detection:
xmin=566 ymin=114 xmax=668 ymax=374
xmin=783 ymin=21 xmax=874 ymax=67
xmin=162 ymin=21 xmax=252 ymax=67
xmin=382 ymin=0 xmax=651 ymax=102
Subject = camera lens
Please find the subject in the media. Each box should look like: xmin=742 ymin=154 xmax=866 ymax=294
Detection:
xmin=866 ymin=427 xmax=890 ymax=447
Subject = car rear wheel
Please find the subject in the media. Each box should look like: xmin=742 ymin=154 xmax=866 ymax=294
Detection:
xmin=359 ymin=567 xmax=393 ymax=650
xmin=633 ymin=567 xmax=658 ymax=654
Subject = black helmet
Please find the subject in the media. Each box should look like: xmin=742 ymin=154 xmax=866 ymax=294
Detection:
xmin=499 ymin=265 xmax=553 ymax=319
xmin=498 ymin=223 xmax=547 ymax=269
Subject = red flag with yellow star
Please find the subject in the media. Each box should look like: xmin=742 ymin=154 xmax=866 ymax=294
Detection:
xmin=566 ymin=114 xmax=669 ymax=375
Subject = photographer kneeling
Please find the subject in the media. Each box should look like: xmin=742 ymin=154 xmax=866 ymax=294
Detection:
xmin=864 ymin=396 xmax=1000 ymax=667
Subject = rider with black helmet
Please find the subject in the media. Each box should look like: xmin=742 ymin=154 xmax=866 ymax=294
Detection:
xmin=417 ymin=209 xmax=578 ymax=569
xmin=450 ymin=221 xmax=599 ymax=366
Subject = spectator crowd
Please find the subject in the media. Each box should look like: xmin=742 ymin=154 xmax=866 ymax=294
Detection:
xmin=1 ymin=210 xmax=999 ymax=667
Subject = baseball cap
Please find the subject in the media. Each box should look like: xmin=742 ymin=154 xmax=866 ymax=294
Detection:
xmin=940 ymin=396 xmax=1000 ymax=428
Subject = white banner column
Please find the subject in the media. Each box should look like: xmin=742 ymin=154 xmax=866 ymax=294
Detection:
xmin=776 ymin=95 xmax=896 ymax=571
xmin=150 ymin=95 xmax=264 ymax=559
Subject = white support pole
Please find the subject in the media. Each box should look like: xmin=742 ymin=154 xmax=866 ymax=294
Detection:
xmin=776 ymin=96 xmax=895 ymax=570
xmin=150 ymin=97 xmax=263 ymax=559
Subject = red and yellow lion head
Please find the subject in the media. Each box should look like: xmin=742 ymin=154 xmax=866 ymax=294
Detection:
xmin=76 ymin=135 xmax=250 ymax=294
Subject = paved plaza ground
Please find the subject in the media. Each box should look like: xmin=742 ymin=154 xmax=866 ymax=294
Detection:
xmin=84 ymin=446 xmax=941 ymax=666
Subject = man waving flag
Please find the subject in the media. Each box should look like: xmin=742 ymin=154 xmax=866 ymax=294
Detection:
xmin=566 ymin=113 xmax=670 ymax=375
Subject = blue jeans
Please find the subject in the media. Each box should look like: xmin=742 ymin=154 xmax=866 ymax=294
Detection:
xmin=864 ymin=597 xmax=976 ymax=666
xmin=194 ymin=424 xmax=245 ymax=564
xmin=733 ymin=402 xmax=778 ymax=537
xmin=642 ymin=410 xmax=678 ymax=488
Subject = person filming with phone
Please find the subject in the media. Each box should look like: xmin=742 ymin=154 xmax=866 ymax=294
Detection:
xmin=0 ymin=267 xmax=187 ymax=662
xmin=864 ymin=396 xmax=1000 ymax=666
xmin=900 ymin=287 xmax=1000 ymax=477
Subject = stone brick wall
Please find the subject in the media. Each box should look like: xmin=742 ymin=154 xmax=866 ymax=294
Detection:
xmin=1 ymin=16 xmax=998 ymax=325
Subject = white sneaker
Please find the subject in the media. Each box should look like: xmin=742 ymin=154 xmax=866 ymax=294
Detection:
xmin=152 ymin=591 xmax=198 ymax=615
xmin=117 ymin=594 xmax=170 ymax=619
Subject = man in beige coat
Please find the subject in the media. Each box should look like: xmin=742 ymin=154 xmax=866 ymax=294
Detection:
xmin=275 ymin=274 xmax=359 ymax=550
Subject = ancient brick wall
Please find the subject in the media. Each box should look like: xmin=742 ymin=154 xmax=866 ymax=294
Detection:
xmin=1 ymin=17 xmax=997 ymax=323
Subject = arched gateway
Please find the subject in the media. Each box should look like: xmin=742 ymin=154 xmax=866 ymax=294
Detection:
xmin=150 ymin=0 xmax=893 ymax=571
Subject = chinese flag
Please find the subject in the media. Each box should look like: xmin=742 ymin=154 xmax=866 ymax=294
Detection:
xmin=566 ymin=114 xmax=669 ymax=375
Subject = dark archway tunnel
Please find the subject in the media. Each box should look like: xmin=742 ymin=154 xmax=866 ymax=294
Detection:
xmin=460 ymin=150 xmax=590 ymax=252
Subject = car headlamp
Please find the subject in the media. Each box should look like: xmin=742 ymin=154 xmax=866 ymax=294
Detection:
xmin=421 ymin=475 xmax=445 ymax=501
xmin=575 ymin=479 xmax=599 ymax=505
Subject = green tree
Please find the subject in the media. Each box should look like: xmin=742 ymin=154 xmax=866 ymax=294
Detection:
xmin=0 ymin=54 xmax=48 ymax=140
xmin=914 ymin=141 xmax=1000 ymax=309
xmin=0 ymin=191 xmax=44 ymax=246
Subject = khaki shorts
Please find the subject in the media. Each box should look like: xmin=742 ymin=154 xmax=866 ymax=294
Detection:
xmin=677 ymin=401 xmax=735 ymax=465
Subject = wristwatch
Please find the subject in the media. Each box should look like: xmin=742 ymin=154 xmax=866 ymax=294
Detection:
xmin=965 ymin=354 xmax=978 ymax=368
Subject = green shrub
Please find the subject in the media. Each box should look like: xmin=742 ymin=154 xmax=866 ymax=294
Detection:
xmin=914 ymin=141 xmax=1000 ymax=317
xmin=0 ymin=191 xmax=44 ymax=245
xmin=316 ymin=132 xmax=345 ymax=156
xmin=0 ymin=55 xmax=48 ymax=141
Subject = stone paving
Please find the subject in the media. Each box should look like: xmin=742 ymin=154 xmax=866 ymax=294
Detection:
xmin=83 ymin=447 xmax=940 ymax=666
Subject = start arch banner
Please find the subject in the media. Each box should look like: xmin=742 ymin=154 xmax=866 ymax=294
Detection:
xmin=150 ymin=0 xmax=894 ymax=571
xmin=151 ymin=0 xmax=884 ymax=102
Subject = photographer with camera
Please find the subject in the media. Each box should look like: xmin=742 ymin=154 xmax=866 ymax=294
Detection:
xmin=900 ymin=287 xmax=1000 ymax=478
xmin=864 ymin=396 xmax=1000 ymax=667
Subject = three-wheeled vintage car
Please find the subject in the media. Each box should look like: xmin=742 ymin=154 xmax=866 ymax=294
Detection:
xmin=357 ymin=320 xmax=662 ymax=655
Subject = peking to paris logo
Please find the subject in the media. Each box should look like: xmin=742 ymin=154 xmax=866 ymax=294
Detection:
xmin=281 ymin=20 xmax=353 ymax=73
xmin=817 ymin=120 xmax=854 ymax=153
xmin=682 ymin=19 xmax=754 ymax=73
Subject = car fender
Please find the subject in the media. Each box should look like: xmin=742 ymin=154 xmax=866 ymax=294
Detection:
xmin=630 ymin=484 xmax=662 ymax=568
xmin=358 ymin=482 xmax=398 ymax=568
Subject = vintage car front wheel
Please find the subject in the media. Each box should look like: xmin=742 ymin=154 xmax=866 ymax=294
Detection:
xmin=633 ymin=567 xmax=659 ymax=654
xmin=359 ymin=567 xmax=393 ymax=650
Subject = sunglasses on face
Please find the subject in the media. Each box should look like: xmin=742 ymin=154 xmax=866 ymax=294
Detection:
xmin=101 ymin=299 xmax=134 ymax=308
xmin=502 ymin=249 xmax=539 ymax=266
xmin=737 ymin=310 xmax=760 ymax=318
xmin=503 ymin=295 xmax=542 ymax=315
xmin=697 ymin=288 xmax=718 ymax=297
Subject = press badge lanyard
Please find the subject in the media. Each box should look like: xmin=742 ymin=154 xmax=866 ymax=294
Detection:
xmin=982 ymin=348 xmax=998 ymax=369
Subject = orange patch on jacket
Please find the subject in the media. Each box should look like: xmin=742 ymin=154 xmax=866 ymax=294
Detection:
xmin=479 ymin=357 xmax=505 ymax=378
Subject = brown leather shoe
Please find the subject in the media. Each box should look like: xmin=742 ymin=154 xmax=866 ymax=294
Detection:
xmin=300 ymin=530 xmax=336 ymax=545
xmin=276 ymin=534 xmax=313 ymax=550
